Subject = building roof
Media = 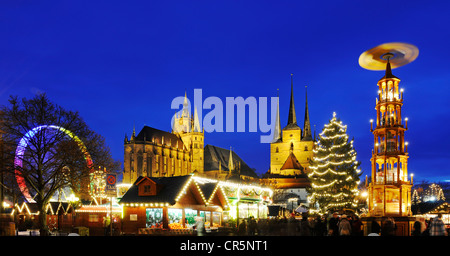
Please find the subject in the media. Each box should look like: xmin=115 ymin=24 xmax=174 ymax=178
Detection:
xmin=13 ymin=201 xmax=73 ymax=215
xmin=119 ymin=175 xmax=192 ymax=205
xmin=196 ymin=182 xmax=218 ymax=201
xmin=203 ymin=144 xmax=259 ymax=178
xmin=119 ymin=175 xmax=229 ymax=208
xmin=412 ymin=201 xmax=449 ymax=215
xmin=379 ymin=60 xmax=399 ymax=80
xmin=134 ymin=126 xmax=186 ymax=150
xmin=280 ymin=152 xmax=304 ymax=172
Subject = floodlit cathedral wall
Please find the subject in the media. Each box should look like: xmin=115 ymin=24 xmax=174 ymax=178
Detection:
xmin=123 ymin=136 xmax=196 ymax=184
xmin=268 ymin=75 xmax=315 ymax=176
xmin=270 ymin=129 xmax=314 ymax=175
xmin=123 ymin=94 xmax=204 ymax=184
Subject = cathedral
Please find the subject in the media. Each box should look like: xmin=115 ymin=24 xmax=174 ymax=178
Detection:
xmin=262 ymin=74 xmax=316 ymax=210
xmin=122 ymin=75 xmax=316 ymax=212
xmin=269 ymin=74 xmax=314 ymax=176
xmin=122 ymin=93 xmax=259 ymax=184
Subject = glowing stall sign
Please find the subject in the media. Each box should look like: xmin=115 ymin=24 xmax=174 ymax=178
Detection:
xmin=14 ymin=125 xmax=93 ymax=203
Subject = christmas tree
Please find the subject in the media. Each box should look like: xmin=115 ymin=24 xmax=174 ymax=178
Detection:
xmin=307 ymin=112 xmax=361 ymax=214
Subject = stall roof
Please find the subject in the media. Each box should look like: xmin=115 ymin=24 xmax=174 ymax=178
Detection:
xmin=412 ymin=201 xmax=449 ymax=215
xmin=12 ymin=201 xmax=73 ymax=215
xmin=119 ymin=175 xmax=191 ymax=205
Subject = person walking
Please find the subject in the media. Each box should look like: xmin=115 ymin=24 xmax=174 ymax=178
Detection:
xmin=412 ymin=220 xmax=422 ymax=236
xmin=328 ymin=212 xmax=340 ymax=236
xmin=237 ymin=219 xmax=247 ymax=236
xmin=368 ymin=220 xmax=381 ymax=236
xmin=338 ymin=214 xmax=351 ymax=236
xmin=299 ymin=214 xmax=311 ymax=236
xmin=351 ymin=215 xmax=363 ymax=236
xmin=195 ymin=216 xmax=206 ymax=236
xmin=247 ymin=217 xmax=257 ymax=236
xmin=430 ymin=213 xmax=447 ymax=236
xmin=313 ymin=216 xmax=327 ymax=236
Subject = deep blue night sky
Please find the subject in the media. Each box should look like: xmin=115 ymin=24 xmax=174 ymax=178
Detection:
xmin=1 ymin=1 xmax=449 ymax=183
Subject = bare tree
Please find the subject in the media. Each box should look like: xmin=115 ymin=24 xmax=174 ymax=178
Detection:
xmin=0 ymin=93 xmax=120 ymax=235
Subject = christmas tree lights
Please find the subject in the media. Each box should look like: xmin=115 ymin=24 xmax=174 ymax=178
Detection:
xmin=307 ymin=112 xmax=361 ymax=214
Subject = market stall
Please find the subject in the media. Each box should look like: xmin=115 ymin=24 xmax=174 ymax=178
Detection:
xmin=120 ymin=175 xmax=229 ymax=235
xmin=74 ymin=202 xmax=122 ymax=236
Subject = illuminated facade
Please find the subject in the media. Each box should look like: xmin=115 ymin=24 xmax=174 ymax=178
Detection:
xmin=123 ymin=93 xmax=258 ymax=184
xmin=269 ymin=75 xmax=314 ymax=176
xmin=119 ymin=175 xmax=272 ymax=234
xmin=262 ymin=75 xmax=315 ymax=211
xmin=367 ymin=58 xmax=413 ymax=217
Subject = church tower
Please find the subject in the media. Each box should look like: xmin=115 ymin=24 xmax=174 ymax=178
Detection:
xmin=172 ymin=92 xmax=205 ymax=174
xmin=269 ymin=74 xmax=314 ymax=176
xmin=367 ymin=55 xmax=412 ymax=217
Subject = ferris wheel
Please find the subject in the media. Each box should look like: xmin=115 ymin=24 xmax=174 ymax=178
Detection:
xmin=14 ymin=125 xmax=94 ymax=203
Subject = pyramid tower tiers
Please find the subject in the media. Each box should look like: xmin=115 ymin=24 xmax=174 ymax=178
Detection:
xmin=367 ymin=59 xmax=412 ymax=217
xmin=284 ymin=74 xmax=300 ymax=130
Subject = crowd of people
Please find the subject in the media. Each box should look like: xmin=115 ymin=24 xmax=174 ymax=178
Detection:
xmin=412 ymin=213 xmax=448 ymax=236
xmin=230 ymin=212 xmax=448 ymax=236
xmin=233 ymin=213 xmax=363 ymax=236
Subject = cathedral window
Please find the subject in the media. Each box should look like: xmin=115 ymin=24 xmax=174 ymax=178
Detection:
xmin=147 ymin=157 xmax=152 ymax=174
xmin=304 ymin=146 xmax=308 ymax=151
xmin=163 ymin=157 xmax=167 ymax=172
xmin=155 ymin=155 xmax=160 ymax=171
xmin=171 ymin=158 xmax=175 ymax=174
xmin=276 ymin=147 xmax=279 ymax=153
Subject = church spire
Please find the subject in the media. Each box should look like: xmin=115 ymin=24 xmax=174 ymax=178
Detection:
xmin=272 ymin=89 xmax=282 ymax=142
xmin=284 ymin=74 xmax=300 ymax=130
xmin=182 ymin=90 xmax=190 ymax=118
xmin=302 ymin=85 xmax=313 ymax=141
xmin=228 ymin=147 xmax=234 ymax=174
xmin=287 ymin=73 xmax=297 ymax=125
xmin=131 ymin=123 xmax=136 ymax=141
xmin=193 ymin=106 xmax=201 ymax=132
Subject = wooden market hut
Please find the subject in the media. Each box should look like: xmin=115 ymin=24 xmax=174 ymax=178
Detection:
xmin=12 ymin=201 xmax=74 ymax=233
xmin=74 ymin=202 xmax=123 ymax=236
xmin=119 ymin=175 xmax=228 ymax=235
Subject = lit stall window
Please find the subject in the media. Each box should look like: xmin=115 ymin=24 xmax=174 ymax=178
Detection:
xmin=146 ymin=208 xmax=163 ymax=228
